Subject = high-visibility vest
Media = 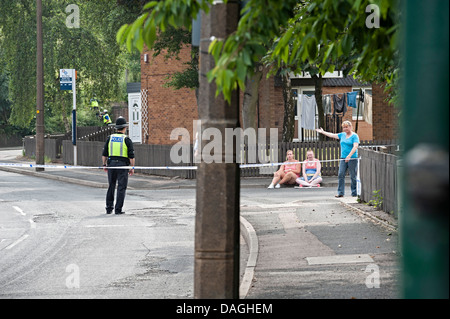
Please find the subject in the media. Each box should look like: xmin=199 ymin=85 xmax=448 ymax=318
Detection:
xmin=108 ymin=134 xmax=128 ymax=158
xmin=103 ymin=114 xmax=112 ymax=124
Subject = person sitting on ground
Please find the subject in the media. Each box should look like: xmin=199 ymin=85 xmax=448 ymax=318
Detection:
xmin=296 ymin=149 xmax=322 ymax=187
xmin=268 ymin=150 xmax=300 ymax=189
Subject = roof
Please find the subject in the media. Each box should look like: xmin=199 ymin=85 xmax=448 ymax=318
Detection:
xmin=290 ymin=76 xmax=371 ymax=87
xmin=323 ymin=76 xmax=371 ymax=87
xmin=126 ymin=82 xmax=141 ymax=94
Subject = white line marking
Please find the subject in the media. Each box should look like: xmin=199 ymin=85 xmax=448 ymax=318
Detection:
xmin=29 ymin=219 xmax=36 ymax=229
xmin=306 ymin=254 xmax=374 ymax=265
xmin=84 ymin=225 xmax=126 ymax=228
xmin=12 ymin=206 xmax=26 ymax=216
xmin=5 ymin=234 xmax=29 ymax=250
xmin=269 ymin=271 xmax=327 ymax=276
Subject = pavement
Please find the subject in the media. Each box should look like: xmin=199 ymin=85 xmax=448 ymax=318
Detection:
xmin=1 ymin=147 xmax=398 ymax=299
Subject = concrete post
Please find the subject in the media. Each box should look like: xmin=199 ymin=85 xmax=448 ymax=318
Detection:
xmin=194 ymin=1 xmax=240 ymax=299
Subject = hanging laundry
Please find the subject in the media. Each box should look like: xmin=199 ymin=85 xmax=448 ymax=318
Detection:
xmin=333 ymin=93 xmax=347 ymax=116
xmin=346 ymin=91 xmax=358 ymax=108
xmin=301 ymin=94 xmax=317 ymax=130
xmin=322 ymin=95 xmax=332 ymax=115
xmin=363 ymin=92 xmax=373 ymax=125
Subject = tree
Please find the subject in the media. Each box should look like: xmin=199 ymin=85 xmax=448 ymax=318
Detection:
xmin=153 ymin=26 xmax=199 ymax=92
xmin=118 ymin=0 xmax=400 ymax=137
xmin=271 ymin=0 xmax=399 ymax=96
xmin=0 ymin=0 xmax=37 ymax=129
xmin=272 ymin=0 xmax=399 ymax=139
xmin=0 ymin=0 xmax=143 ymax=133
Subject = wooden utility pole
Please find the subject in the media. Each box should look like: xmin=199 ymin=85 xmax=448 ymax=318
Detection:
xmin=194 ymin=1 xmax=240 ymax=298
xmin=36 ymin=0 xmax=45 ymax=172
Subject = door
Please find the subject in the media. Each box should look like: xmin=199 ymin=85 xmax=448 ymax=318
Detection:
xmin=128 ymin=93 xmax=142 ymax=143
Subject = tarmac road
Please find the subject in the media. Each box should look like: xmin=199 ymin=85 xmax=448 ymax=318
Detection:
xmin=0 ymin=170 xmax=196 ymax=298
xmin=0 ymin=147 xmax=400 ymax=299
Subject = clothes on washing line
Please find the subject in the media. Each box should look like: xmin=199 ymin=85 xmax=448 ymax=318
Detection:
xmin=346 ymin=91 xmax=358 ymax=108
xmin=322 ymin=95 xmax=332 ymax=115
xmin=363 ymin=92 xmax=373 ymax=125
xmin=333 ymin=93 xmax=347 ymax=115
xmin=301 ymin=94 xmax=317 ymax=130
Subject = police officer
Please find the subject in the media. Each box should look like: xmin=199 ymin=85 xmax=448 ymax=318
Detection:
xmin=90 ymin=97 xmax=99 ymax=116
xmin=102 ymin=110 xmax=112 ymax=126
xmin=102 ymin=117 xmax=135 ymax=214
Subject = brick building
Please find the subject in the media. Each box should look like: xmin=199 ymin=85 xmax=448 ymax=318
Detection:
xmin=140 ymin=44 xmax=198 ymax=145
xmin=371 ymin=83 xmax=399 ymax=141
xmin=136 ymin=45 xmax=398 ymax=145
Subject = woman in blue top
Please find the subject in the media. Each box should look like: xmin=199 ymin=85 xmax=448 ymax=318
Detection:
xmin=316 ymin=121 xmax=360 ymax=197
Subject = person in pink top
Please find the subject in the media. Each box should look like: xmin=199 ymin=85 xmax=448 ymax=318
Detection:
xmin=296 ymin=149 xmax=323 ymax=187
xmin=268 ymin=150 xmax=301 ymax=189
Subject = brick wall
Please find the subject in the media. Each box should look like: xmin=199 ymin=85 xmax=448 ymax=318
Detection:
xmin=141 ymin=45 xmax=198 ymax=145
xmin=259 ymin=68 xmax=284 ymax=141
xmin=372 ymin=83 xmax=399 ymax=141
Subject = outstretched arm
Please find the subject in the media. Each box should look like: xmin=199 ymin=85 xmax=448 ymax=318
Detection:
xmin=316 ymin=127 xmax=339 ymax=139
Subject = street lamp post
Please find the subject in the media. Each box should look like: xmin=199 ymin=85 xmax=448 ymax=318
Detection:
xmin=36 ymin=0 xmax=45 ymax=172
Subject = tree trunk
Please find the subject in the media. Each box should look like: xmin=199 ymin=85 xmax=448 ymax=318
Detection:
xmin=281 ymin=72 xmax=295 ymax=142
xmin=312 ymin=73 xmax=325 ymax=141
xmin=242 ymin=68 xmax=262 ymax=133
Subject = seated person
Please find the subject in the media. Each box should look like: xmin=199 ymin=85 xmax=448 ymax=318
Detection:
xmin=296 ymin=149 xmax=322 ymax=187
xmin=268 ymin=150 xmax=300 ymax=189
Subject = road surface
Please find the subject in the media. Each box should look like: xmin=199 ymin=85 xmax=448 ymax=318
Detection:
xmin=0 ymin=166 xmax=400 ymax=299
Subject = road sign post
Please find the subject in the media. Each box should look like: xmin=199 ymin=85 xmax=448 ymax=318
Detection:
xmin=60 ymin=69 xmax=76 ymax=165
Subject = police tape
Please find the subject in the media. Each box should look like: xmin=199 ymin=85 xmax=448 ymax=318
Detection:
xmin=0 ymin=162 xmax=196 ymax=170
xmin=0 ymin=158 xmax=360 ymax=170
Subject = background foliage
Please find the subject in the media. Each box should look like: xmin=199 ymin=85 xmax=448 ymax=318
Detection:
xmin=0 ymin=0 xmax=142 ymax=135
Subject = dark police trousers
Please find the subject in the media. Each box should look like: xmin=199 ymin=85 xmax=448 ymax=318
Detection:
xmin=106 ymin=159 xmax=129 ymax=213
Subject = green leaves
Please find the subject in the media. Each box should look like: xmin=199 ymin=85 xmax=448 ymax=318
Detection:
xmin=205 ymin=0 xmax=298 ymax=103
xmin=117 ymin=0 xmax=211 ymax=52
xmin=1 ymin=0 xmax=143 ymax=131
xmin=339 ymin=34 xmax=353 ymax=57
xmin=271 ymin=0 xmax=399 ymax=87
xmin=117 ymin=0 xmax=400 ymax=104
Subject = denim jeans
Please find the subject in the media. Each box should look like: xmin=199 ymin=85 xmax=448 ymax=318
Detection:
xmin=338 ymin=159 xmax=358 ymax=196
